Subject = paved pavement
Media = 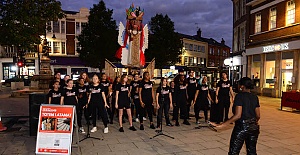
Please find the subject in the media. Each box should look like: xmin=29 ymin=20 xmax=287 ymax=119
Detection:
xmin=0 ymin=90 xmax=300 ymax=155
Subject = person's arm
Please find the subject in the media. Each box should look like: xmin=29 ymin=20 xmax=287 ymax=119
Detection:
xmin=215 ymin=106 xmax=242 ymax=128
xmin=169 ymin=92 xmax=173 ymax=109
xmin=139 ymin=87 xmax=144 ymax=107
xmin=152 ymin=87 xmax=155 ymax=105
xmin=207 ymin=90 xmax=213 ymax=102
xmin=102 ymin=92 xmax=109 ymax=108
xmin=84 ymin=93 xmax=91 ymax=108
xmin=255 ymin=107 xmax=260 ymax=122
xmin=194 ymin=90 xmax=199 ymax=105
xmin=48 ymin=97 xmax=51 ymax=104
xmin=156 ymin=93 xmax=160 ymax=109
xmin=115 ymin=91 xmax=119 ymax=109
xmin=229 ymin=86 xmax=235 ymax=101
xmin=60 ymin=96 xmax=64 ymax=105
xmin=215 ymin=87 xmax=220 ymax=104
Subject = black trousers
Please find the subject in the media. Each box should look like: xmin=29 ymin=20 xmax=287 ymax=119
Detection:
xmin=216 ymin=97 xmax=230 ymax=123
xmin=157 ymin=101 xmax=171 ymax=126
xmin=173 ymin=99 xmax=188 ymax=122
xmin=77 ymin=99 xmax=87 ymax=127
xmin=107 ymin=97 xmax=116 ymax=122
xmin=194 ymin=102 xmax=208 ymax=122
xmin=90 ymin=102 xmax=108 ymax=127
xmin=229 ymin=120 xmax=259 ymax=155
xmin=139 ymin=100 xmax=153 ymax=124
xmin=133 ymin=98 xmax=141 ymax=118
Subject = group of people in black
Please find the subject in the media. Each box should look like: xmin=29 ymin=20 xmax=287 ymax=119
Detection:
xmin=47 ymin=69 xmax=260 ymax=155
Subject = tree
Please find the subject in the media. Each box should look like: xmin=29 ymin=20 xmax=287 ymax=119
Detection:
xmin=0 ymin=0 xmax=64 ymax=51
xmin=147 ymin=14 xmax=182 ymax=77
xmin=77 ymin=0 xmax=118 ymax=71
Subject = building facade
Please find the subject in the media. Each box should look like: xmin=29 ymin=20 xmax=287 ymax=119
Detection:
xmin=246 ymin=0 xmax=300 ymax=97
xmin=230 ymin=0 xmax=249 ymax=79
xmin=0 ymin=8 xmax=100 ymax=82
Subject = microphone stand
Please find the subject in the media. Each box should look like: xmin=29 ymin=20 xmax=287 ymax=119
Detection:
xmin=80 ymin=107 xmax=102 ymax=142
xmin=151 ymin=85 xmax=174 ymax=139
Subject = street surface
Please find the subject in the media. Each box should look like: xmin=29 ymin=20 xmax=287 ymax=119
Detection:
xmin=0 ymin=87 xmax=300 ymax=155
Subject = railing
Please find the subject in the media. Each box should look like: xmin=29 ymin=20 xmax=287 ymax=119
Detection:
xmin=0 ymin=52 xmax=37 ymax=58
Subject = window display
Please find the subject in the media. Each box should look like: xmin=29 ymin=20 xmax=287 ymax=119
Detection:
xmin=264 ymin=61 xmax=275 ymax=88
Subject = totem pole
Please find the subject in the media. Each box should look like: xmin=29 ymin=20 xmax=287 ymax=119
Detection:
xmin=115 ymin=3 xmax=148 ymax=68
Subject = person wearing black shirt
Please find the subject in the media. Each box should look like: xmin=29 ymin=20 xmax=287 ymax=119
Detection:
xmin=156 ymin=78 xmax=173 ymax=127
xmin=173 ymin=69 xmax=185 ymax=85
xmin=60 ymin=79 xmax=78 ymax=105
xmin=100 ymin=73 xmax=111 ymax=120
xmin=211 ymin=77 xmax=260 ymax=155
xmin=48 ymin=81 xmax=62 ymax=105
xmin=108 ymin=76 xmax=120 ymax=124
xmin=49 ymin=72 xmax=65 ymax=90
xmin=170 ymin=81 xmax=177 ymax=121
xmin=115 ymin=75 xmax=137 ymax=132
xmin=215 ymin=72 xmax=235 ymax=123
xmin=130 ymin=74 xmax=140 ymax=122
xmin=76 ymin=77 xmax=89 ymax=134
xmin=62 ymin=75 xmax=71 ymax=89
xmin=193 ymin=76 xmax=213 ymax=123
xmin=86 ymin=74 xmax=109 ymax=133
xmin=186 ymin=70 xmax=197 ymax=119
xmin=139 ymin=72 xmax=156 ymax=130
xmin=173 ymin=75 xmax=190 ymax=126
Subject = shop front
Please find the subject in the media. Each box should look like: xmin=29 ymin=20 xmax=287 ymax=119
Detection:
xmin=246 ymin=40 xmax=300 ymax=97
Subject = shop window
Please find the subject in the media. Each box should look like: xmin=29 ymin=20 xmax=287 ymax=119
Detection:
xmin=286 ymin=0 xmax=295 ymax=25
xmin=269 ymin=7 xmax=277 ymax=30
xmin=282 ymin=59 xmax=293 ymax=69
xmin=255 ymin=13 xmax=261 ymax=33
xmin=264 ymin=61 xmax=275 ymax=88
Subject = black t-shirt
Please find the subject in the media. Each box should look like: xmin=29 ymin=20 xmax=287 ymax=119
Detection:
xmin=116 ymin=83 xmax=130 ymax=104
xmin=187 ymin=77 xmax=197 ymax=95
xmin=175 ymin=83 xmax=187 ymax=101
xmin=217 ymin=80 xmax=231 ymax=99
xmin=77 ymin=85 xmax=88 ymax=103
xmin=130 ymin=80 xmax=140 ymax=97
xmin=100 ymin=80 xmax=110 ymax=96
xmin=156 ymin=86 xmax=171 ymax=103
xmin=89 ymin=84 xmax=104 ymax=103
xmin=48 ymin=89 xmax=62 ymax=104
xmin=233 ymin=92 xmax=260 ymax=122
xmin=62 ymin=87 xmax=78 ymax=105
xmin=170 ymin=87 xmax=176 ymax=103
xmin=139 ymin=80 xmax=153 ymax=102
xmin=196 ymin=84 xmax=209 ymax=101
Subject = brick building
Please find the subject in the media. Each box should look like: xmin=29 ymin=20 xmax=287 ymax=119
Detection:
xmin=246 ymin=0 xmax=300 ymax=97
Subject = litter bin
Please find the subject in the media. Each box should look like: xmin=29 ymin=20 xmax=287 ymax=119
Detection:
xmin=29 ymin=93 xmax=47 ymax=136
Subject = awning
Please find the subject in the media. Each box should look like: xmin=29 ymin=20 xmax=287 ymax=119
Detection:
xmin=49 ymin=56 xmax=86 ymax=66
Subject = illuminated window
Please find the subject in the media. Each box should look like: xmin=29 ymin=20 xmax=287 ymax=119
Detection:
xmin=270 ymin=8 xmax=277 ymax=30
xmin=286 ymin=0 xmax=295 ymax=25
xmin=255 ymin=13 xmax=261 ymax=33
xmin=53 ymin=42 xmax=60 ymax=54
xmin=61 ymin=42 xmax=66 ymax=54
xmin=76 ymin=22 xmax=81 ymax=34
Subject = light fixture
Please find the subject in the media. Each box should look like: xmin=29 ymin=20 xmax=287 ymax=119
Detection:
xmin=52 ymin=34 xmax=56 ymax=39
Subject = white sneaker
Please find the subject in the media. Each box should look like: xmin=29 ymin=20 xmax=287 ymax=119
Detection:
xmin=104 ymin=127 xmax=109 ymax=134
xmin=135 ymin=118 xmax=139 ymax=122
xmin=91 ymin=127 xmax=97 ymax=133
xmin=143 ymin=117 xmax=147 ymax=121
xmin=79 ymin=127 xmax=86 ymax=134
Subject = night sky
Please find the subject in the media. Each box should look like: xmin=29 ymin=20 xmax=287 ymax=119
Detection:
xmin=61 ymin=0 xmax=233 ymax=48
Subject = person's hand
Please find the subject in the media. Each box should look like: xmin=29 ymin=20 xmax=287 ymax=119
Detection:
xmin=105 ymin=104 xmax=110 ymax=108
xmin=115 ymin=104 xmax=118 ymax=109
xmin=170 ymin=104 xmax=173 ymax=109
xmin=152 ymin=102 xmax=156 ymax=106
xmin=83 ymin=104 xmax=88 ymax=109
xmin=215 ymin=98 xmax=218 ymax=104
xmin=157 ymin=104 xmax=160 ymax=109
xmin=140 ymin=102 xmax=145 ymax=108
xmin=173 ymin=103 xmax=176 ymax=107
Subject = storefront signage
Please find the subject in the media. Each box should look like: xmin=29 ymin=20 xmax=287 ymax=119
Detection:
xmin=36 ymin=105 xmax=75 ymax=155
xmin=263 ymin=43 xmax=289 ymax=53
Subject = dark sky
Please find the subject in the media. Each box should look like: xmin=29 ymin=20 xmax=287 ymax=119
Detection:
xmin=61 ymin=0 xmax=233 ymax=49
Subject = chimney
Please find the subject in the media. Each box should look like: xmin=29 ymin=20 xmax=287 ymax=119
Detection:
xmin=221 ymin=38 xmax=225 ymax=45
xmin=197 ymin=28 xmax=202 ymax=37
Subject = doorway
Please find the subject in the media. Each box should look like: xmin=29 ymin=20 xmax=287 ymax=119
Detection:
xmin=280 ymin=70 xmax=293 ymax=97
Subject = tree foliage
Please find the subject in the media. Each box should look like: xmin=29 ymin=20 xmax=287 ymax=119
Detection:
xmin=147 ymin=14 xmax=182 ymax=69
xmin=0 ymin=0 xmax=64 ymax=51
xmin=77 ymin=0 xmax=118 ymax=70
